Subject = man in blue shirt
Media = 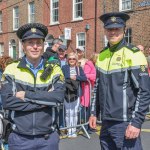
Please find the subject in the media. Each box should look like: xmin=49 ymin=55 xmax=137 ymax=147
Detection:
xmin=1 ymin=23 xmax=65 ymax=150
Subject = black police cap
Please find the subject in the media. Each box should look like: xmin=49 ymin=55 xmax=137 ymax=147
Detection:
xmin=99 ymin=12 xmax=130 ymax=29
xmin=17 ymin=23 xmax=48 ymax=41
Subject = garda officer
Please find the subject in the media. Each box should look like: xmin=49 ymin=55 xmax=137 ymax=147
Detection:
xmin=89 ymin=12 xmax=150 ymax=150
xmin=1 ymin=23 xmax=65 ymax=150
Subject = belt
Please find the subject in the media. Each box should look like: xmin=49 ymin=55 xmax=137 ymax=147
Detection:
xmin=12 ymin=130 xmax=54 ymax=140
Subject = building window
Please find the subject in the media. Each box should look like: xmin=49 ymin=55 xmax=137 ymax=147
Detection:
xmin=125 ymin=28 xmax=132 ymax=44
xmin=9 ymin=39 xmax=17 ymax=59
xmin=19 ymin=41 xmax=24 ymax=58
xmin=0 ymin=11 xmax=2 ymax=32
xmin=50 ymin=0 xmax=59 ymax=24
xmin=13 ymin=6 xmax=19 ymax=30
xmin=0 ymin=43 xmax=4 ymax=56
xmin=73 ymin=0 xmax=83 ymax=20
xmin=119 ymin=0 xmax=132 ymax=11
xmin=104 ymin=35 xmax=108 ymax=47
xmin=28 ymin=2 xmax=35 ymax=23
xmin=76 ymin=32 xmax=85 ymax=48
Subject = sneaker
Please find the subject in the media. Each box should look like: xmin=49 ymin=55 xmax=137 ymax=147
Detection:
xmin=67 ymin=133 xmax=72 ymax=138
xmin=67 ymin=133 xmax=77 ymax=138
xmin=71 ymin=133 xmax=77 ymax=138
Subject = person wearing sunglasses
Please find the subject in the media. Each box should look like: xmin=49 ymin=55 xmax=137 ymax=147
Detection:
xmin=62 ymin=52 xmax=87 ymax=138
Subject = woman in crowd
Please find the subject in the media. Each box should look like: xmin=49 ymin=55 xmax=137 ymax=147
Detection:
xmin=81 ymin=53 xmax=98 ymax=107
xmin=62 ymin=52 xmax=87 ymax=138
xmin=80 ymin=53 xmax=98 ymax=130
xmin=76 ymin=47 xmax=88 ymax=68
xmin=0 ymin=55 xmax=13 ymax=150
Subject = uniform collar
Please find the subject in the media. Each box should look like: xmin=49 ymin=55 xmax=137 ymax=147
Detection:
xmin=107 ymin=38 xmax=127 ymax=52
xmin=17 ymin=56 xmax=46 ymax=69
xmin=25 ymin=57 xmax=43 ymax=69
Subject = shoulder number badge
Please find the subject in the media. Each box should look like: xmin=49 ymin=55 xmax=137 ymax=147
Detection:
xmin=140 ymin=65 xmax=146 ymax=72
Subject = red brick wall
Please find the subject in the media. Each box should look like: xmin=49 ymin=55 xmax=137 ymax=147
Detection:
xmin=0 ymin=1 xmax=8 ymax=55
xmin=43 ymin=0 xmax=97 ymax=58
xmin=0 ymin=0 xmax=149 ymax=58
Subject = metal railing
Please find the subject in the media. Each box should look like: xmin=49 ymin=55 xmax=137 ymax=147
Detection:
xmin=58 ymin=79 xmax=92 ymax=139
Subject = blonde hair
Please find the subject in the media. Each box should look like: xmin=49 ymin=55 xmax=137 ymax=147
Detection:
xmin=67 ymin=52 xmax=78 ymax=66
xmin=67 ymin=52 xmax=78 ymax=60
xmin=89 ymin=53 xmax=99 ymax=65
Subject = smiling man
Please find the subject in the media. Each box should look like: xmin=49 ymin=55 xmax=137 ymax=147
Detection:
xmin=89 ymin=12 xmax=150 ymax=150
xmin=1 ymin=23 xmax=65 ymax=150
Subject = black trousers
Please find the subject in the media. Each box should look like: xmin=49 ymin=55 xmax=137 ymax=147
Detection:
xmin=100 ymin=121 xmax=143 ymax=150
xmin=8 ymin=131 xmax=59 ymax=150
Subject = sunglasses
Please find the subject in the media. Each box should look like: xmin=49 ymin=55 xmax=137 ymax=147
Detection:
xmin=68 ymin=58 xmax=76 ymax=61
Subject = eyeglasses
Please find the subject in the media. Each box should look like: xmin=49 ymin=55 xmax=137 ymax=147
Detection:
xmin=68 ymin=58 xmax=76 ymax=61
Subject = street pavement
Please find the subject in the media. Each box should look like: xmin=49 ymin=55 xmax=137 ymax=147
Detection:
xmin=60 ymin=120 xmax=150 ymax=150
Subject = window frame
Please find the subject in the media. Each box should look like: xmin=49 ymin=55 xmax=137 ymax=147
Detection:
xmin=28 ymin=1 xmax=35 ymax=23
xmin=0 ymin=11 xmax=2 ymax=32
xmin=73 ymin=0 xmax=83 ymax=21
xmin=0 ymin=43 xmax=4 ymax=56
xmin=104 ymin=35 xmax=108 ymax=47
xmin=13 ymin=6 xmax=19 ymax=30
xmin=119 ymin=0 xmax=132 ymax=11
xmin=50 ymin=0 xmax=59 ymax=25
xmin=125 ymin=28 xmax=132 ymax=44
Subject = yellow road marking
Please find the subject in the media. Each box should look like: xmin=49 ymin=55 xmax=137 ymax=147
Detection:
xmin=141 ymin=129 xmax=150 ymax=133
xmin=95 ymin=126 xmax=101 ymax=135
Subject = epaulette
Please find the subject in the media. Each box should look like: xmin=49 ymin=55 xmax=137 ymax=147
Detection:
xmin=12 ymin=58 xmax=22 ymax=63
xmin=6 ymin=58 xmax=21 ymax=66
xmin=99 ymin=46 xmax=108 ymax=53
xmin=125 ymin=43 xmax=140 ymax=53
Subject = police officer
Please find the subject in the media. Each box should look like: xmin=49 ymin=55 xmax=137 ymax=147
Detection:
xmin=1 ymin=23 xmax=65 ymax=150
xmin=89 ymin=12 xmax=150 ymax=150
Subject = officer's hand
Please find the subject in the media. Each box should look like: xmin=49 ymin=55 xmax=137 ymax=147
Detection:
xmin=125 ymin=124 xmax=141 ymax=139
xmin=89 ymin=116 xmax=97 ymax=129
xmin=16 ymin=91 xmax=25 ymax=100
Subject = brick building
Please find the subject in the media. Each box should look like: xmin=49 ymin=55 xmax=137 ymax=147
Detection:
xmin=0 ymin=0 xmax=149 ymax=59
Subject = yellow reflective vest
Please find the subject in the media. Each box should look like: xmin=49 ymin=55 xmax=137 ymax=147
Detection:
xmin=91 ymin=39 xmax=150 ymax=129
xmin=1 ymin=56 xmax=65 ymax=135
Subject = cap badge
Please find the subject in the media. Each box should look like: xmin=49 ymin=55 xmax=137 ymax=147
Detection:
xmin=111 ymin=16 xmax=116 ymax=22
xmin=31 ymin=28 xmax=36 ymax=33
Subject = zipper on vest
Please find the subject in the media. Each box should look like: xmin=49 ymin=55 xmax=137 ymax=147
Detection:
xmin=103 ymin=52 xmax=114 ymax=118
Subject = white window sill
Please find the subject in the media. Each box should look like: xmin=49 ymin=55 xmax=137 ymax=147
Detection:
xmin=119 ymin=8 xmax=133 ymax=12
xmin=13 ymin=28 xmax=18 ymax=31
xmin=50 ymin=22 xmax=60 ymax=26
xmin=72 ymin=17 xmax=83 ymax=22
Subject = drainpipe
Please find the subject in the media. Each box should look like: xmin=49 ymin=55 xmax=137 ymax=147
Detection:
xmin=94 ymin=0 xmax=97 ymax=52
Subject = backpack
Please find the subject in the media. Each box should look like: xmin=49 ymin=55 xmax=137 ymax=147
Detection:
xmin=0 ymin=111 xmax=12 ymax=144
